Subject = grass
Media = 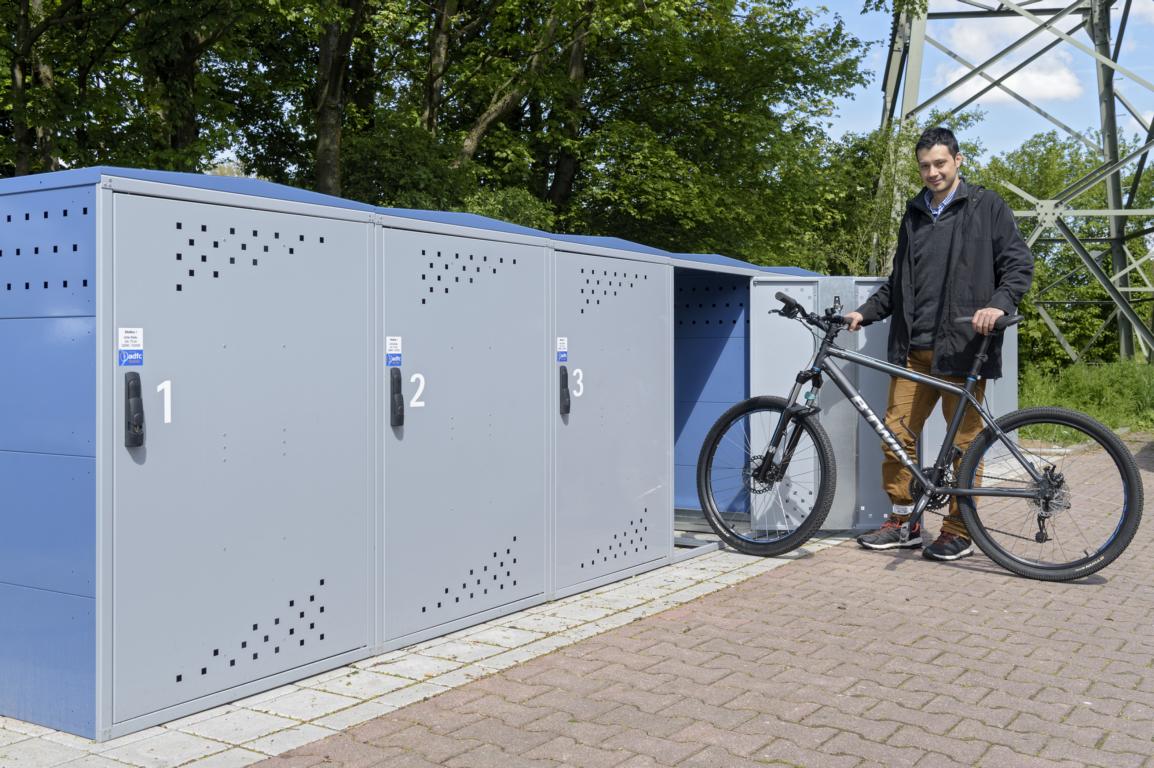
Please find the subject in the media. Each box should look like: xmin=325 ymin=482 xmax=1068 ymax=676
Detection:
xmin=1019 ymin=360 xmax=1154 ymax=443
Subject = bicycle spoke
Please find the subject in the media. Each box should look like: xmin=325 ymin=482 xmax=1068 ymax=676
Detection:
xmin=962 ymin=413 xmax=1135 ymax=576
xmin=702 ymin=402 xmax=830 ymax=548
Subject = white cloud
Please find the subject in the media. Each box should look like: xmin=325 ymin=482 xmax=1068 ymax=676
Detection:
xmin=1130 ymin=2 xmax=1154 ymax=25
xmin=932 ymin=48 xmax=1084 ymax=107
xmin=941 ymin=16 xmax=1039 ymax=62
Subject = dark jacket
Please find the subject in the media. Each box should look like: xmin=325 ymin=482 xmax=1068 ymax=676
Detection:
xmin=856 ymin=180 xmax=1033 ymax=379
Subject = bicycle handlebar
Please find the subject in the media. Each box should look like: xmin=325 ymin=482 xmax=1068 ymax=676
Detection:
xmin=774 ymin=291 xmax=1023 ymax=336
xmin=774 ymin=291 xmax=862 ymax=329
xmin=953 ymin=314 xmax=1024 ymax=331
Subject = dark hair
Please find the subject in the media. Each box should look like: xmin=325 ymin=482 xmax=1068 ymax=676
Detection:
xmin=915 ymin=127 xmax=960 ymax=157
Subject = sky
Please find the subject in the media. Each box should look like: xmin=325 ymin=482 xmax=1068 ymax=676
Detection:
xmin=814 ymin=0 xmax=1154 ymax=159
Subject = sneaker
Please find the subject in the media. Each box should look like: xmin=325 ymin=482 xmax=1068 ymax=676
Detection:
xmin=922 ymin=531 xmax=974 ymax=561
xmin=857 ymin=519 xmax=923 ymax=550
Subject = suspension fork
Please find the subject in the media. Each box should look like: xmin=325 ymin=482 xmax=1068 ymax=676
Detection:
xmin=753 ymin=368 xmax=823 ymax=484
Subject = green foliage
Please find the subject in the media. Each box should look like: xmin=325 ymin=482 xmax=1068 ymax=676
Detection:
xmin=1020 ymin=361 xmax=1154 ymax=436
xmin=460 ymin=185 xmax=556 ymax=230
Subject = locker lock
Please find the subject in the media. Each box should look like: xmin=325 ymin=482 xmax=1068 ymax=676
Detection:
xmin=390 ymin=368 xmax=404 ymax=427
xmin=125 ymin=372 xmax=145 ymax=447
xmin=559 ymin=365 xmax=571 ymax=416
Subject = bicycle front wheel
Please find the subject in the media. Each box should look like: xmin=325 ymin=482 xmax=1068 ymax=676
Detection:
xmin=957 ymin=407 xmax=1143 ymax=581
xmin=696 ymin=396 xmax=835 ymax=557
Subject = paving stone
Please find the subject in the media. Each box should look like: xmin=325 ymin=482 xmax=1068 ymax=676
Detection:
xmin=886 ymin=724 xmax=988 ymax=765
xmin=373 ymin=724 xmax=479 ymax=763
xmin=450 ymin=718 xmax=555 ymax=755
xmin=977 ymin=745 xmax=1085 ymax=768
xmin=521 ymin=711 xmax=623 ymax=746
xmin=667 ymin=721 xmax=772 ymax=757
xmin=591 ymin=706 xmax=694 ymax=739
xmin=445 ymin=744 xmax=561 ymax=768
xmin=755 ymin=739 xmax=863 ymax=768
xmin=822 ymin=731 xmax=924 ymax=768
xmin=1039 ymin=737 xmax=1146 ymax=768
xmin=521 ymin=736 xmax=632 ymax=767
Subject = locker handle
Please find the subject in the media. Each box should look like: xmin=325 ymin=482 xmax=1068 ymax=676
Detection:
xmin=390 ymin=367 xmax=404 ymax=427
xmin=125 ymin=372 xmax=145 ymax=447
xmin=559 ymin=365 xmax=571 ymax=416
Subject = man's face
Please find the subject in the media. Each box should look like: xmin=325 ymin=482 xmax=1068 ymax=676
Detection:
xmin=916 ymin=143 xmax=963 ymax=196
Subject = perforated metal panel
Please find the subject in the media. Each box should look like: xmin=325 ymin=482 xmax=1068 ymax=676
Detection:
xmin=382 ymin=230 xmax=548 ymax=641
xmin=553 ymin=252 xmax=671 ymax=591
xmin=110 ymin=194 xmax=372 ymax=723
xmin=0 ymin=185 xmax=98 ymax=736
xmin=0 ymin=187 xmax=95 ymax=319
xmin=673 ymin=271 xmax=750 ymax=530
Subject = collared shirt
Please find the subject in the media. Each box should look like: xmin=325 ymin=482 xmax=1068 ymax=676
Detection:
xmin=925 ymin=183 xmax=960 ymax=220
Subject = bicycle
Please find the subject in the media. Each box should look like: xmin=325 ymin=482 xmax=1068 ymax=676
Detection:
xmin=696 ymin=291 xmax=1144 ymax=581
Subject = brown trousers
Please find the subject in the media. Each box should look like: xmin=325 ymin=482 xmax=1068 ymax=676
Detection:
xmin=882 ymin=349 xmax=986 ymax=539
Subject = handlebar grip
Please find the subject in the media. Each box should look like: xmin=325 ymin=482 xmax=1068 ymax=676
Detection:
xmin=775 ymin=291 xmax=803 ymax=312
xmin=953 ymin=314 xmax=1024 ymax=330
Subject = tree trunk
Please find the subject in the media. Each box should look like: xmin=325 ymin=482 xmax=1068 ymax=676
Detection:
xmin=11 ymin=0 xmax=34 ymax=175
xmin=546 ymin=8 xmax=591 ymax=208
xmin=156 ymin=34 xmax=203 ymax=163
xmin=35 ymin=58 xmax=58 ymax=170
xmin=4 ymin=0 xmax=83 ymax=174
xmin=314 ymin=0 xmax=368 ymax=196
xmin=421 ymin=0 xmax=458 ymax=136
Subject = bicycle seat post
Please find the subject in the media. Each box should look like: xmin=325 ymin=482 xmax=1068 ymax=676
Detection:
xmin=965 ymin=333 xmax=995 ymax=382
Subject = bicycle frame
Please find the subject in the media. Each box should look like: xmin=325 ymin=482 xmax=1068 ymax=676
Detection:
xmin=767 ymin=320 xmax=1045 ymax=531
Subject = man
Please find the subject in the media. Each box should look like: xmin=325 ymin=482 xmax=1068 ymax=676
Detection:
xmin=844 ymin=127 xmax=1033 ymax=561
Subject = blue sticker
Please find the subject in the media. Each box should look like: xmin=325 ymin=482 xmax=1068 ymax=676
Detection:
xmin=556 ymin=351 xmax=568 ymax=363
xmin=119 ymin=350 xmax=144 ymax=366
xmin=386 ymin=353 xmax=403 ymax=367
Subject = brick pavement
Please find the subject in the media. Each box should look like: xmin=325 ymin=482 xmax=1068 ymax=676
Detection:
xmin=257 ymin=434 xmax=1154 ymax=768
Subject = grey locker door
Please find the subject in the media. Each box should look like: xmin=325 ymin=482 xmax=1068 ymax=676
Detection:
xmin=382 ymin=230 xmax=548 ymax=641
xmin=749 ymin=280 xmax=821 ymax=531
xmin=855 ymin=279 xmax=893 ymax=529
xmin=554 ymin=253 xmax=671 ymax=592
xmin=111 ymin=195 xmax=371 ymax=723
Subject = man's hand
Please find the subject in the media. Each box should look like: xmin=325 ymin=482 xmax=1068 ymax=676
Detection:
xmin=844 ymin=311 xmax=865 ymax=331
xmin=972 ymin=307 xmax=1006 ymax=335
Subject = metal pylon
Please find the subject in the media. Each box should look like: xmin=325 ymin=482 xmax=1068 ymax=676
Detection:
xmin=880 ymin=0 xmax=1154 ymax=362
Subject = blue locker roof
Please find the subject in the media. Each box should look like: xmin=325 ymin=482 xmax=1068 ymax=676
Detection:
xmin=670 ymin=252 xmax=819 ymax=276
xmin=0 ymin=166 xmax=379 ymax=214
xmin=0 ymin=167 xmax=820 ymax=275
xmin=378 ymin=207 xmax=549 ymax=239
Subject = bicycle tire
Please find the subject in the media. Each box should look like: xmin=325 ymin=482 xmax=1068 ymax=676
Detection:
xmin=696 ymin=396 xmax=836 ymax=557
xmin=957 ymin=406 xmax=1143 ymax=581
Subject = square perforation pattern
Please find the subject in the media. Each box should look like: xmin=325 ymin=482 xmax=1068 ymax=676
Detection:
xmin=415 ymin=248 xmax=524 ymax=305
xmin=577 ymin=266 xmax=648 ymax=316
xmin=578 ymin=509 xmax=653 ymax=571
xmin=0 ymin=190 xmax=96 ymax=318
xmin=173 ymin=578 xmax=330 ymax=684
xmin=420 ymin=536 xmax=523 ymax=616
xmin=170 ymin=220 xmax=330 ymax=293
xmin=676 ymin=277 xmax=749 ymax=330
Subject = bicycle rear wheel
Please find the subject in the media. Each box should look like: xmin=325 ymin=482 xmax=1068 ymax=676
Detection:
xmin=957 ymin=407 xmax=1143 ymax=581
xmin=696 ymin=396 xmax=835 ymax=557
